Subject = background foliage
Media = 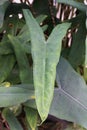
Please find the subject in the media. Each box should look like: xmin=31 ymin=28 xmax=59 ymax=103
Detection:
xmin=0 ymin=0 xmax=87 ymax=130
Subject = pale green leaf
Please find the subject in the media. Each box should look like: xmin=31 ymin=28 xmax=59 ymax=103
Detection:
xmin=23 ymin=10 xmax=46 ymax=121
xmin=43 ymin=22 xmax=71 ymax=119
xmin=0 ymin=84 xmax=34 ymax=107
xmin=23 ymin=10 xmax=70 ymax=121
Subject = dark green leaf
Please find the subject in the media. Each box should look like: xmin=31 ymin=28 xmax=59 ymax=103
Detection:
xmin=0 ymin=55 xmax=15 ymax=83
xmin=0 ymin=40 xmax=13 ymax=55
xmin=2 ymin=15 xmax=25 ymax=37
xmin=5 ymin=3 xmax=29 ymax=18
xmin=2 ymin=108 xmax=23 ymax=130
xmin=6 ymin=65 xmax=20 ymax=84
xmin=8 ymin=35 xmax=33 ymax=84
xmin=68 ymin=13 xmax=86 ymax=68
xmin=0 ymin=39 xmax=31 ymax=55
xmin=32 ymin=0 xmax=50 ymax=16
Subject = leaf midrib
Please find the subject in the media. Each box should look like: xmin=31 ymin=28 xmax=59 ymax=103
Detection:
xmin=58 ymin=87 xmax=87 ymax=111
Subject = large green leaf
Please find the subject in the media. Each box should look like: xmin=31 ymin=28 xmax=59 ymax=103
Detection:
xmin=0 ymin=55 xmax=15 ymax=83
xmin=49 ymin=57 xmax=87 ymax=129
xmin=2 ymin=108 xmax=23 ymax=130
xmin=8 ymin=35 xmax=33 ymax=84
xmin=56 ymin=0 xmax=87 ymax=12
xmin=0 ymin=84 xmax=34 ymax=107
xmin=68 ymin=13 xmax=86 ymax=68
xmin=23 ymin=10 xmax=46 ymax=121
xmin=23 ymin=10 xmax=70 ymax=121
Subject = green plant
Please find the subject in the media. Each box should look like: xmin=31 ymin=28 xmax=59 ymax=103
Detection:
xmin=0 ymin=0 xmax=87 ymax=130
